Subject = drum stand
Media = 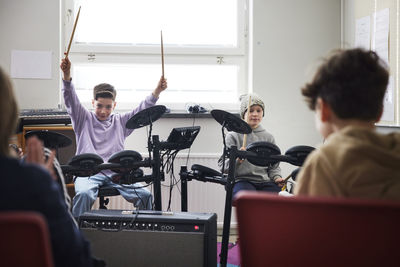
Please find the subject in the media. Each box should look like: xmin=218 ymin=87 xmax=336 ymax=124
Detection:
xmin=125 ymin=105 xmax=202 ymax=212
xmin=178 ymin=146 xmax=246 ymax=267
xmin=125 ymin=105 xmax=167 ymax=211
xmin=150 ymin=135 xmax=163 ymax=211
xmin=179 ymin=166 xmax=226 ymax=212
xmin=219 ymin=145 xmax=242 ymax=267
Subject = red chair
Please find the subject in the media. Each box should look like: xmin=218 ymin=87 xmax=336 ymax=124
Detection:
xmin=0 ymin=211 xmax=54 ymax=267
xmin=234 ymin=191 xmax=400 ymax=267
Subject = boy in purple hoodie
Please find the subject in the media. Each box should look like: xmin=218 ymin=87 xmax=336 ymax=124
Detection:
xmin=60 ymin=57 xmax=167 ymax=218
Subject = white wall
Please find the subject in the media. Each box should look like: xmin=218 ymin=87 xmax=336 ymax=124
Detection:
xmin=342 ymin=0 xmax=355 ymax=48
xmin=341 ymin=0 xmax=400 ymax=133
xmin=250 ymin=0 xmax=342 ymax=174
xmin=0 ymin=0 xmax=62 ymax=109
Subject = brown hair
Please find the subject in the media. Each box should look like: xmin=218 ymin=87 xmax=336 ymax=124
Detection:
xmin=93 ymin=83 xmax=116 ymax=101
xmin=301 ymin=48 xmax=389 ymax=120
xmin=0 ymin=67 xmax=18 ymax=156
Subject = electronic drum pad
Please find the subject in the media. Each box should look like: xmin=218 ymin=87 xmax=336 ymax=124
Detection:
xmin=211 ymin=109 xmax=252 ymax=134
xmin=126 ymin=105 xmax=167 ymax=130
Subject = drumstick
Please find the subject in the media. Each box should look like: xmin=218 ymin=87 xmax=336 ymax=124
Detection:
xmin=161 ymin=30 xmax=164 ymax=79
xmin=65 ymin=6 xmax=81 ymax=58
xmin=281 ymin=173 xmax=292 ymax=191
xmin=242 ymin=95 xmax=252 ymax=148
xmin=283 ymin=173 xmax=292 ymax=183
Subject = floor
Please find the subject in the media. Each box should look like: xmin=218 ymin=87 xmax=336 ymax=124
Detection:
xmin=217 ymin=234 xmax=238 ymax=243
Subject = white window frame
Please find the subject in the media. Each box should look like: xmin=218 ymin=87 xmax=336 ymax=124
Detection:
xmin=63 ymin=0 xmax=249 ymax=112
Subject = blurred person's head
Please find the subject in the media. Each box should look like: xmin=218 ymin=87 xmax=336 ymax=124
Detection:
xmin=301 ymin=48 xmax=389 ymax=138
xmin=0 ymin=66 xmax=18 ymax=156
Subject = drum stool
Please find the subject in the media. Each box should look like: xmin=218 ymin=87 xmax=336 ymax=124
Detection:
xmin=98 ymin=187 xmax=120 ymax=209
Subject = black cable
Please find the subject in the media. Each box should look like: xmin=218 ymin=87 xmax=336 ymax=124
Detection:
xmin=146 ymin=125 xmax=152 ymax=163
xmin=99 ymin=169 xmax=153 ymax=210
xmin=99 ymin=171 xmax=113 ymax=181
xmin=131 ymin=186 xmax=145 ymax=211
xmin=163 ymin=149 xmax=178 ymax=211
xmin=221 ymin=124 xmax=227 ymax=175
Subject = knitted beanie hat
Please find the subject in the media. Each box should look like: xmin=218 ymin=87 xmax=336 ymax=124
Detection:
xmin=239 ymin=93 xmax=265 ymax=119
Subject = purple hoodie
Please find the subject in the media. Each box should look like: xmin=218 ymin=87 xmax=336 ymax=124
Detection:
xmin=62 ymin=80 xmax=157 ymax=162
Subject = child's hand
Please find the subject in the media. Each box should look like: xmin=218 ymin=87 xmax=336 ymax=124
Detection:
xmin=60 ymin=56 xmax=71 ymax=81
xmin=274 ymin=177 xmax=285 ymax=188
xmin=153 ymin=76 xmax=168 ymax=98
xmin=237 ymin=146 xmax=246 ymax=163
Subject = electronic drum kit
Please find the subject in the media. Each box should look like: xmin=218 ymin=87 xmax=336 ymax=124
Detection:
xmin=56 ymin=105 xmax=201 ymax=210
xmin=174 ymin=109 xmax=315 ymax=266
xmin=25 ymin=107 xmax=314 ymax=267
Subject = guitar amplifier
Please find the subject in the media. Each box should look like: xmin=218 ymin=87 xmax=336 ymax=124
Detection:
xmin=79 ymin=210 xmax=217 ymax=267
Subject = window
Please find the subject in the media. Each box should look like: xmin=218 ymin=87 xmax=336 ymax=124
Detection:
xmin=64 ymin=0 xmax=248 ymax=111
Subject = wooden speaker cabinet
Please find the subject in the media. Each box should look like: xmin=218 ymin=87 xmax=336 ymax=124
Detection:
xmin=22 ymin=126 xmax=76 ymax=165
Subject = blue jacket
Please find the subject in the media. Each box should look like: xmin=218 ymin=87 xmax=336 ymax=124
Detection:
xmin=0 ymin=156 xmax=93 ymax=267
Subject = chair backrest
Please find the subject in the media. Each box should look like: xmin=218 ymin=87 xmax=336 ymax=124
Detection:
xmin=0 ymin=211 xmax=54 ymax=267
xmin=234 ymin=192 xmax=400 ymax=267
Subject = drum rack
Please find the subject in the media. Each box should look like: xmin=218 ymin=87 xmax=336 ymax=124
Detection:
xmin=179 ymin=165 xmax=227 ymax=212
xmin=178 ymin=139 xmax=314 ymax=267
xmin=61 ymin=127 xmax=202 ymax=212
xmin=60 ymin=135 xmax=174 ymax=211
xmin=178 ymin=145 xmax=253 ymax=267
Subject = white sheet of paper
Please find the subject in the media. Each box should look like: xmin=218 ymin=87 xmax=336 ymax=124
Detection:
xmin=355 ymin=15 xmax=371 ymax=50
xmin=10 ymin=50 xmax=52 ymax=79
xmin=381 ymin=75 xmax=395 ymax=122
xmin=372 ymin=8 xmax=389 ymax=65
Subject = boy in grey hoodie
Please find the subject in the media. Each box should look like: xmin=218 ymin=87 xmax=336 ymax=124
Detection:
xmin=218 ymin=94 xmax=284 ymax=198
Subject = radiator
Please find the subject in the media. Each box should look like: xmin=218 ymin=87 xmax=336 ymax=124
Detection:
xmin=92 ymin=153 xmax=234 ymax=225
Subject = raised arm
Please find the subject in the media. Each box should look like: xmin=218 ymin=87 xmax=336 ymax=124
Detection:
xmin=152 ymin=76 xmax=168 ymax=98
xmin=121 ymin=76 xmax=168 ymax=134
xmin=60 ymin=56 xmax=71 ymax=81
xmin=59 ymin=57 xmax=89 ymax=133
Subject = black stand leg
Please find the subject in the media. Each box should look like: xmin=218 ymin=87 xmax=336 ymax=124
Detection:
xmin=99 ymin=196 xmax=109 ymax=209
xmin=219 ymin=147 xmax=238 ymax=267
xmin=152 ymin=135 xmax=162 ymax=211
xmin=180 ymin=166 xmax=188 ymax=212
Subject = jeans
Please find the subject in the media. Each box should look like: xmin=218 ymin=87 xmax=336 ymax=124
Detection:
xmin=232 ymin=180 xmax=280 ymax=200
xmin=72 ymin=174 xmax=153 ymax=218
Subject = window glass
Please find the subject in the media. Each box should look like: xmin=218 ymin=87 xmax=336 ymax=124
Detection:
xmin=75 ymin=0 xmax=238 ymax=47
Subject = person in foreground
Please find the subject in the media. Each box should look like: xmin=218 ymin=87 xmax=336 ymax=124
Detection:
xmin=0 ymin=66 xmax=94 ymax=267
xmin=294 ymin=48 xmax=400 ymax=199
xmin=60 ymin=57 xmax=167 ymax=218
xmin=218 ymin=93 xmax=284 ymax=198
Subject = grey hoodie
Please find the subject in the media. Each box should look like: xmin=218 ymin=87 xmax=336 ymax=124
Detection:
xmin=218 ymin=125 xmax=282 ymax=183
